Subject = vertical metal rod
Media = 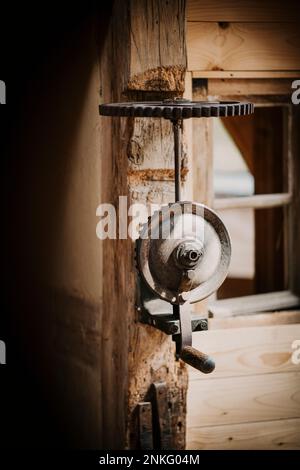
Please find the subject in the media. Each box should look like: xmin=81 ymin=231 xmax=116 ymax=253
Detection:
xmin=172 ymin=119 xmax=182 ymax=202
xmin=173 ymin=119 xmax=184 ymax=353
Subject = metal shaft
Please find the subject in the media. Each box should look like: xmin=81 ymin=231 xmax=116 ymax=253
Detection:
xmin=173 ymin=119 xmax=182 ymax=202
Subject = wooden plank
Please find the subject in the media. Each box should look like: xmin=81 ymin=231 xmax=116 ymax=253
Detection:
xmin=209 ymin=310 xmax=300 ymax=329
xmin=125 ymin=0 xmax=188 ymax=451
xmin=189 ymin=323 xmax=300 ymax=380
xmin=187 ymin=0 xmax=300 ymax=23
xmin=209 ymin=291 xmax=300 ymax=317
xmin=213 ymin=193 xmax=291 ymax=210
xmin=129 ymin=0 xmax=186 ymax=90
xmin=208 ymin=78 xmax=294 ymax=96
xmin=187 ymin=418 xmax=300 ymax=450
xmin=187 ymin=371 xmax=300 ymax=427
xmin=100 ymin=0 xmax=132 ymax=449
xmin=187 ymin=22 xmax=300 ymax=71
xmin=193 ymin=71 xmax=300 ymax=79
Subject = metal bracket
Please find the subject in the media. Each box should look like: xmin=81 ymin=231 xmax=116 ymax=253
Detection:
xmin=138 ymin=381 xmax=173 ymax=450
xmin=137 ymin=275 xmax=208 ymax=336
xmin=137 ymin=274 xmax=215 ymax=374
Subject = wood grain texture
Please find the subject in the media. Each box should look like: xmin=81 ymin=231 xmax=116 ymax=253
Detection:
xmin=187 ymin=418 xmax=300 ymax=450
xmin=100 ymin=0 xmax=132 ymax=449
xmin=129 ymin=0 xmax=186 ymax=91
xmin=189 ymin=324 xmax=300 ymax=380
xmin=187 ymin=0 xmax=300 ymax=23
xmin=187 ymin=371 xmax=300 ymax=427
xmin=187 ymin=22 xmax=300 ymax=71
xmin=125 ymin=0 xmax=189 ymax=450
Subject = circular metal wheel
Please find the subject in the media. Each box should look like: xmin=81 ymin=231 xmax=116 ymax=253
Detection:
xmin=99 ymin=99 xmax=254 ymax=119
xmin=136 ymin=202 xmax=231 ymax=304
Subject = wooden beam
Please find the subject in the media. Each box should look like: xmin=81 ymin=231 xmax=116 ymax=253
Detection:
xmin=126 ymin=0 xmax=188 ymax=450
xmin=101 ymin=0 xmax=188 ymax=450
xmin=208 ymin=78 xmax=295 ymax=96
xmin=193 ymin=71 xmax=300 ymax=79
xmin=187 ymin=0 xmax=300 ymax=23
xmin=187 ymin=23 xmax=300 ymax=72
xmin=100 ymin=0 xmax=132 ymax=449
xmin=213 ymin=193 xmax=292 ymax=210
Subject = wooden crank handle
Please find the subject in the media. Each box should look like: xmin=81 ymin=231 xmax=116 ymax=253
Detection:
xmin=180 ymin=346 xmax=215 ymax=374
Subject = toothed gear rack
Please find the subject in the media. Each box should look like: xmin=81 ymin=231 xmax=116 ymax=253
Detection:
xmin=99 ymin=98 xmax=254 ymax=373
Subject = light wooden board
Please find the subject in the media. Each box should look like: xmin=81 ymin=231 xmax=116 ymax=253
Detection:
xmin=187 ymin=0 xmax=300 ymax=23
xmin=187 ymin=371 xmax=300 ymax=427
xmin=187 ymin=417 xmax=300 ymax=450
xmin=187 ymin=22 xmax=300 ymax=71
xmin=189 ymin=323 xmax=300 ymax=380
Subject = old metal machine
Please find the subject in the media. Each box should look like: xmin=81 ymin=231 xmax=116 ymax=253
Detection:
xmin=100 ymin=99 xmax=254 ymax=374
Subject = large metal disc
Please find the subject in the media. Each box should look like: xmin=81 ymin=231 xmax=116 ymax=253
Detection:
xmin=136 ymin=202 xmax=231 ymax=304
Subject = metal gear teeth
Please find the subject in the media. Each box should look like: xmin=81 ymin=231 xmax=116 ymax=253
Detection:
xmin=99 ymin=101 xmax=254 ymax=119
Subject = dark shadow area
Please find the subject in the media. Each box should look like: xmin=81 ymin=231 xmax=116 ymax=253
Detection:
xmin=1 ymin=1 xmax=112 ymax=448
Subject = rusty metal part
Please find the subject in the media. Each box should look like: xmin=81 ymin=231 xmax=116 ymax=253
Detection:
xmin=136 ymin=202 xmax=231 ymax=305
xmin=173 ymin=119 xmax=182 ymax=201
xmin=138 ymin=402 xmax=153 ymax=450
xmin=174 ymin=239 xmax=204 ymax=269
xmin=172 ymin=302 xmax=215 ymax=374
xmin=141 ymin=313 xmax=208 ymax=336
xmin=99 ymin=99 xmax=254 ymax=119
xmin=151 ymin=382 xmax=173 ymax=450
xmin=173 ymin=302 xmax=191 ymax=355
xmin=138 ymin=275 xmax=208 ymax=335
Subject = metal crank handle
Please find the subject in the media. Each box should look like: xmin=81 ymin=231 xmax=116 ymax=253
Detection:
xmin=180 ymin=346 xmax=215 ymax=374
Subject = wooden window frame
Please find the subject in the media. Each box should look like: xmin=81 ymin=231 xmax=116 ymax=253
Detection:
xmin=189 ymin=77 xmax=300 ymax=319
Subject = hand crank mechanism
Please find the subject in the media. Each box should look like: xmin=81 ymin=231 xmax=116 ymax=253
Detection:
xmin=100 ymin=99 xmax=254 ymax=373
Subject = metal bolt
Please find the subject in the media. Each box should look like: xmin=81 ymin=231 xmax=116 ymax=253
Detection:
xmin=168 ymin=323 xmax=179 ymax=334
xmin=174 ymin=240 xmax=204 ymax=269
